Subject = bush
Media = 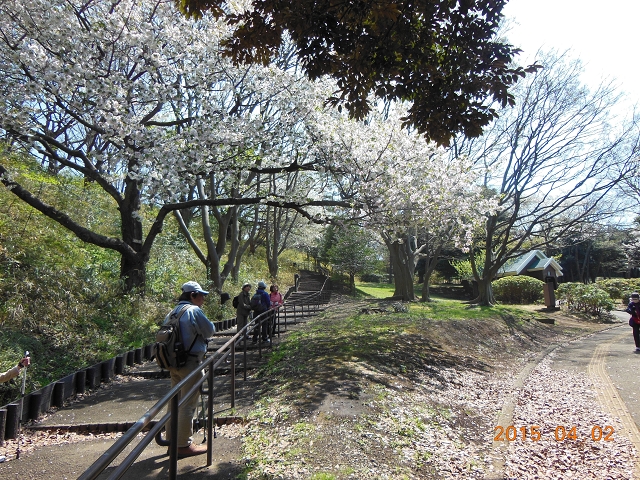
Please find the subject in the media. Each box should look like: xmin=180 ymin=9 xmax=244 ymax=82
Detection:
xmin=427 ymin=271 xmax=447 ymax=285
xmin=596 ymin=278 xmax=640 ymax=304
xmin=557 ymin=282 xmax=614 ymax=316
xmin=360 ymin=273 xmax=385 ymax=283
xmin=492 ymin=276 xmax=544 ymax=304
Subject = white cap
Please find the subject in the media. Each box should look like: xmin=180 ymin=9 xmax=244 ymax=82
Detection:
xmin=181 ymin=281 xmax=209 ymax=295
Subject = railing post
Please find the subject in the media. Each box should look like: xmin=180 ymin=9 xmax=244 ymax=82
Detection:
xmin=169 ymin=395 xmax=179 ymax=480
xmin=231 ymin=340 xmax=236 ymax=408
xmin=243 ymin=329 xmax=248 ymax=381
xmin=257 ymin=314 xmax=262 ymax=357
xmin=207 ymin=363 xmax=215 ymax=467
xmin=283 ymin=307 xmax=288 ymax=330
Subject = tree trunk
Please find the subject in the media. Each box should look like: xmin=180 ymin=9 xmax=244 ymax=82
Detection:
xmin=265 ymin=206 xmax=280 ymax=278
xmin=420 ymin=246 xmax=442 ymax=302
xmin=470 ymin=251 xmax=497 ymax=306
xmin=473 ymin=277 xmax=495 ymax=306
xmin=421 ymin=280 xmax=430 ymax=302
xmin=383 ymin=234 xmax=415 ymax=301
xmin=120 ymin=254 xmax=146 ymax=293
xmin=119 ymin=177 xmax=146 ymax=292
xmin=349 ymin=272 xmax=356 ymax=296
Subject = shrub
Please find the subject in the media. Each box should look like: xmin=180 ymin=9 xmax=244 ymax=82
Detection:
xmin=492 ymin=276 xmax=544 ymax=304
xmin=557 ymin=282 xmax=614 ymax=316
xmin=427 ymin=271 xmax=447 ymax=285
xmin=596 ymin=278 xmax=640 ymax=304
xmin=360 ymin=273 xmax=385 ymax=283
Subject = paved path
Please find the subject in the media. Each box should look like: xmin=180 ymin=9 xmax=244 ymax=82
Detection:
xmin=0 ymin=357 xmax=263 ymax=479
xmin=491 ymin=311 xmax=640 ymax=478
xmin=551 ymin=312 xmax=640 ymax=430
xmin=551 ymin=311 xmax=640 ymax=476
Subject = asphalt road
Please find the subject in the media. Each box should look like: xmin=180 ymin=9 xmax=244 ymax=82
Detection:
xmin=552 ymin=312 xmax=640 ymax=429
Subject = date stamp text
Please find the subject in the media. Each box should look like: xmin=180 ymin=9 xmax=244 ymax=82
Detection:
xmin=494 ymin=425 xmax=614 ymax=442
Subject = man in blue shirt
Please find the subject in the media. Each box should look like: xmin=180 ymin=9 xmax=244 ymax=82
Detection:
xmin=164 ymin=281 xmax=215 ymax=457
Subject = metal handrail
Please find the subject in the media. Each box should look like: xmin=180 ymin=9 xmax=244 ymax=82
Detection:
xmin=78 ymin=312 xmax=271 ymax=480
xmin=78 ymin=274 xmax=332 ymax=480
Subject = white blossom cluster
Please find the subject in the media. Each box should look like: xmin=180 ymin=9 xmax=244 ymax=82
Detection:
xmin=0 ymin=0 xmax=493 ymax=246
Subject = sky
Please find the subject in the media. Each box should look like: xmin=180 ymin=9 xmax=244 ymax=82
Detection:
xmin=501 ymin=0 xmax=640 ymax=114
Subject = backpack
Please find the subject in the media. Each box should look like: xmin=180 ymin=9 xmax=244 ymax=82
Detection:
xmin=251 ymin=292 xmax=266 ymax=313
xmin=152 ymin=304 xmax=197 ymax=370
xmin=232 ymin=295 xmax=239 ymax=309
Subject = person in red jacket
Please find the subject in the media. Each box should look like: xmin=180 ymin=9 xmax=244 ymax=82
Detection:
xmin=269 ymin=284 xmax=284 ymax=337
xmin=625 ymin=292 xmax=640 ymax=352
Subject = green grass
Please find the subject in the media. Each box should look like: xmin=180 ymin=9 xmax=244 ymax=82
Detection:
xmin=356 ymin=282 xmax=426 ymax=298
xmin=355 ymin=282 xmax=543 ymax=322
xmin=409 ymin=298 xmax=538 ymax=322
xmin=356 ymin=282 xmax=396 ymax=298
xmin=259 ymin=298 xmax=545 ymax=391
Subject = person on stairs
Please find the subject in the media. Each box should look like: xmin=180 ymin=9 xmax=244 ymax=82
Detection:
xmin=251 ymin=281 xmax=271 ymax=344
xmin=269 ymin=284 xmax=284 ymax=337
xmin=235 ymin=282 xmax=253 ymax=335
xmin=164 ymin=281 xmax=215 ymax=458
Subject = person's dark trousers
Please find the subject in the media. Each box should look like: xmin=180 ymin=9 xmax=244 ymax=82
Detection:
xmin=269 ymin=310 xmax=277 ymax=336
xmin=633 ymin=323 xmax=640 ymax=348
xmin=252 ymin=313 xmax=269 ymax=342
xmin=236 ymin=314 xmax=249 ymax=339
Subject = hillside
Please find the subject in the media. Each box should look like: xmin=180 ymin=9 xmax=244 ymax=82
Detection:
xmin=236 ymin=295 xmax=615 ymax=479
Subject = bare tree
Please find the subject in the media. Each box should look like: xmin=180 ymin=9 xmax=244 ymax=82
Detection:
xmin=264 ymin=171 xmax=306 ymax=279
xmin=454 ymin=51 xmax=640 ymax=305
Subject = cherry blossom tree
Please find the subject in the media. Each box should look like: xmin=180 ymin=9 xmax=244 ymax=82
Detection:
xmin=0 ymin=0 xmax=507 ymax=300
xmin=0 ymin=0 xmax=348 ymax=293
xmin=311 ymin=108 xmax=495 ymax=301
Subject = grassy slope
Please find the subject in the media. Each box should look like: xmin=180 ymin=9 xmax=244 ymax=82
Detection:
xmin=239 ymin=288 xmax=612 ymax=479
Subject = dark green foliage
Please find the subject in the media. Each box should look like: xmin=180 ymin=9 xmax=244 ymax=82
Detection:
xmin=320 ymin=225 xmax=379 ymax=295
xmin=492 ymin=276 xmax=544 ymax=304
xmin=177 ymin=0 xmax=538 ymax=145
xmin=596 ymin=278 xmax=640 ymax=304
xmin=360 ymin=273 xmax=385 ymax=283
xmin=557 ymin=228 xmax=631 ymax=283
